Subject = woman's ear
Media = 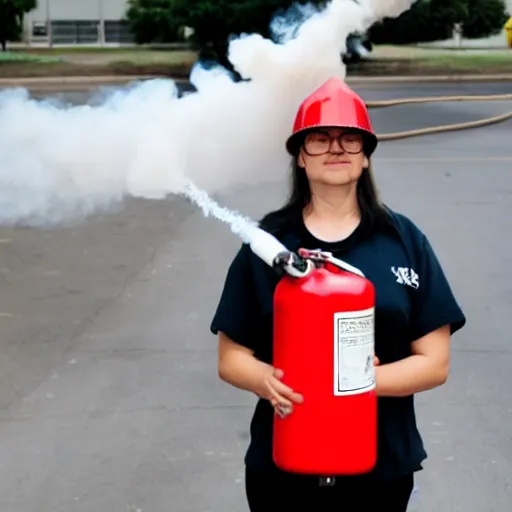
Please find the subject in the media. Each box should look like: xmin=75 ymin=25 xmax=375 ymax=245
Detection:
xmin=297 ymin=150 xmax=306 ymax=169
xmin=363 ymin=156 xmax=369 ymax=169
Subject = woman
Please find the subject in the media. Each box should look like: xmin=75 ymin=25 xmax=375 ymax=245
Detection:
xmin=210 ymin=77 xmax=466 ymax=511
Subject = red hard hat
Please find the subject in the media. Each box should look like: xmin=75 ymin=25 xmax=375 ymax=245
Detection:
xmin=286 ymin=76 xmax=378 ymax=156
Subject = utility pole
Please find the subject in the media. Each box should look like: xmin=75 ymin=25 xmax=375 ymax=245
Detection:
xmin=46 ymin=0 xmax=53 ymax=47
xmin=98 ymin=0 xmax=105 ymax=46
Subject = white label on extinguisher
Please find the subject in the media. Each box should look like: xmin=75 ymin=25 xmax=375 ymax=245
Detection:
xmin=333 ymin=308 xmax=376 ymax=396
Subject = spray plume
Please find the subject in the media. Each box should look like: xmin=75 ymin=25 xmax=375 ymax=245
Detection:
xmin=0 ymin=0 xmax=415 ymax=239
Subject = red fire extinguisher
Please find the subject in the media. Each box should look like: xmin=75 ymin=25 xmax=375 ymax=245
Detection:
xmin=271 ymin=248 xmax=377 ymax=476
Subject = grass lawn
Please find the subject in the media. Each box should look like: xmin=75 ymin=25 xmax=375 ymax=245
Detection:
xmin=358 ymin=45 xmax=512 ymax=74
xmin=353 ymin=45 xmax=512 ymax=75
xmin=0 ymin=51 xmax=61 ymax=64
xmin=1 ymin=45 xmax=512 ymax=79
xmin=417 ymin=53 xmax=512 ymax=71
xmin=0 ymin=47 xmax=199 ymax=78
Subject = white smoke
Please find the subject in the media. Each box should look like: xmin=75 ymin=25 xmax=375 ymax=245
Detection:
xmin=0 ymin=0 xmax=415 ymax=237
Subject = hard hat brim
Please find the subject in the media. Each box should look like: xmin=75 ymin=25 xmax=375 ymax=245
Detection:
xmin=285 ymin=126 xmax=378 ymax=157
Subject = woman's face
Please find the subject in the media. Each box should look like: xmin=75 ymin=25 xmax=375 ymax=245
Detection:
xmin=297 ymin=128 xmax=369 ymax=187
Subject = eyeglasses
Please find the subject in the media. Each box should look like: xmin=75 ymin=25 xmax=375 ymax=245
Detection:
xmin=303 ymin=131 xmax=364 ymax=156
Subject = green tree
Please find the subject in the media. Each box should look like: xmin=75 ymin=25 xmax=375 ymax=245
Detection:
xmin=126 ymin=0 xmax=182 ymax=44
xmin=172 ymin=0 xmax=327 ymax=70
xmin=368 ymin=0 xmax=508 ymax=43
xmin=127 ymin=0 xmax=326 ymax=72
xmin=0 ymin=0 xmax=36 ymax=51
xmin=369 ymin=0 xmax=468 ymax=44
xmin=463 ymin=0 xmax=509 ymax=39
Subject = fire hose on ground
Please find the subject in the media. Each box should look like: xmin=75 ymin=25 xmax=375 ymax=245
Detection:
xmin=365 ymin=93 xmax=512 ymax=141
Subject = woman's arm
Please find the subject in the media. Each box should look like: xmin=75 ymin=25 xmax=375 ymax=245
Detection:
xmin=375 ymin=324 xmax=451 ymax=397
xmin=218 ymin=331 xmax=271 ymax=398
xmin=218 ymin=331 xmax=304 ymax=410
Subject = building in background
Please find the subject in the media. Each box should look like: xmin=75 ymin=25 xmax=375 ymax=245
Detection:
xmin=24 ymin=0 xmax=134 ymax=46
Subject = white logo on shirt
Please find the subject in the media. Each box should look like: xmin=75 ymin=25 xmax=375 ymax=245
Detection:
xmin=391 ymin=266 xmax=419 ymax=289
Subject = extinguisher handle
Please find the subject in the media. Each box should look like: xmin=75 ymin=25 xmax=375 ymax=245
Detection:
xmin=325 ymin=254 xmax=365 ymax=278
xmin=297 ymin=249 xmax=365 ymax=278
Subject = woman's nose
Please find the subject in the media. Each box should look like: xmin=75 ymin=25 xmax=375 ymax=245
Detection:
xmin=330 ymin=137 xmax=345 ymax=153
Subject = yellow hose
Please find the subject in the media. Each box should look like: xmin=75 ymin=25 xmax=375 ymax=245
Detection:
xmin=364 ymin=94 xmax=512 ymax=141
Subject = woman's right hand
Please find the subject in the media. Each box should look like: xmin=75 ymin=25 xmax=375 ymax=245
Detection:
xmin=259 ymin=366 xmax=303 ymax=418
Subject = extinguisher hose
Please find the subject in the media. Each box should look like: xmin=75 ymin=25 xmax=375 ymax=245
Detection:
xmin=246 ymin=225 xmax=316 ymax=278
xmin=364 ymin=93 xmax=512 ymax=142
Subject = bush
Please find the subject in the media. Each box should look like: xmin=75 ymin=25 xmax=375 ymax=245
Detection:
xmin=463 ymin=0 xmax=509 ymax=38
xmin=126 ymin=0 xmax=183 ymax=44
xmin=167 ymin=0 xmax=326 ymax=72
xmin=369 ymin=0 xmax=467 ymax=44
xmin=368 ymin=0 xmax=508 ymax=44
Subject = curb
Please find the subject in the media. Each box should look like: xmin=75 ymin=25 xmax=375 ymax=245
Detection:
xmin=346 ymin=74 xmax=512 ymax=83
xmin=0 ymin=75 xmax=170 ymax=84
xmin=0 ymin=73 xmax=511 ymax=90
xmin=0 ymin=75 xmax=175 ymax=91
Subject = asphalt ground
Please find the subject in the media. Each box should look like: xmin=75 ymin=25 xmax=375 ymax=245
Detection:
xmin=0 ymin=80 xmax=511 ymax=511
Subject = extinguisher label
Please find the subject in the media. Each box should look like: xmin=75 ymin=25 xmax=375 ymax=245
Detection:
xmin=333 ymin=308 xmax=376 ymax=396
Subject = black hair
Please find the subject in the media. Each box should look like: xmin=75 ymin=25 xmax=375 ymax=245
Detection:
xmin=259 ymin=138 xmax=391 ymax=236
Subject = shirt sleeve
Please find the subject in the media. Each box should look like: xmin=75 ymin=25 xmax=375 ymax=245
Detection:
xmin=210 ymin=243 xmax=259 ymax=351
xmin=409 ymin=234 xmax=466 ymax=342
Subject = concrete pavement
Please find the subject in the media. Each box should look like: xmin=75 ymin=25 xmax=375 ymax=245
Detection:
xmin=0 ymin=82 xmax=511 ymax=511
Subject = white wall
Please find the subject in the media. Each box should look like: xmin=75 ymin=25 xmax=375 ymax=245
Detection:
xmin=23 ymin=0 xmax=133 ymax=45
xmin=26 ymin=0 xmax=129 ymax=23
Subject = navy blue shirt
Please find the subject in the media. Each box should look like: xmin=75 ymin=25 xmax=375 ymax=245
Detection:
xmin=210 ymin=204 xmax=466 ymax=480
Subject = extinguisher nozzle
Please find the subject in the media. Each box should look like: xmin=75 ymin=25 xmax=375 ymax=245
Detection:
xmin=273 ymin=251 xmax=314 ymax=278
